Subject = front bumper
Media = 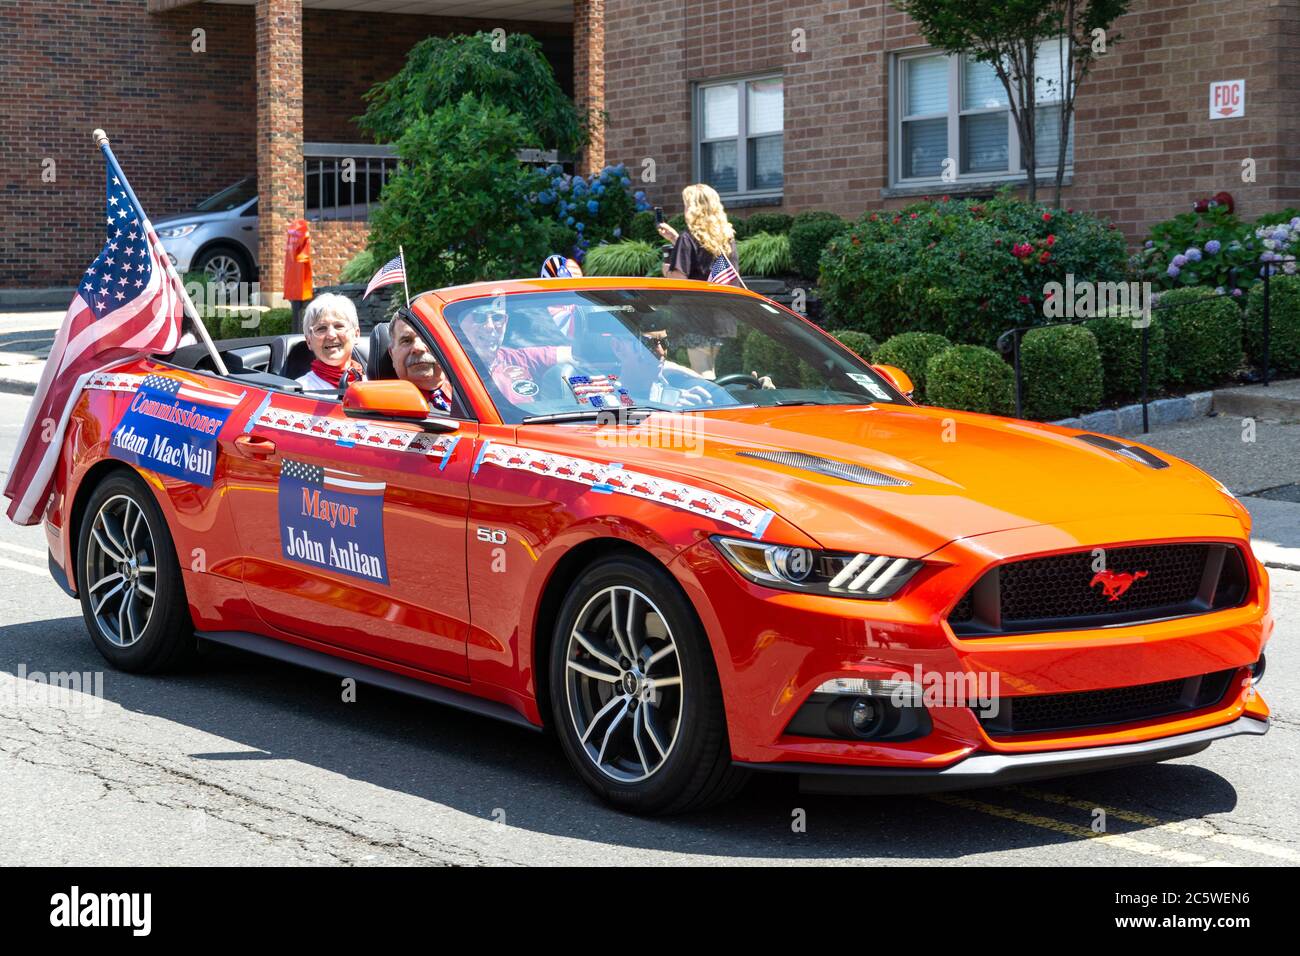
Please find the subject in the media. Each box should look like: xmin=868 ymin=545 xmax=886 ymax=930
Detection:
xmin=741 ymin=715 xmax=1270 ymax=794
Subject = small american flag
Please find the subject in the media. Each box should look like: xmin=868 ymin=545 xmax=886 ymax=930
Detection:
xmin=140 ymin=373 xmax=244 ymax=408
xmin=281 ymin=459 xmax=385 ymax=495
xmin=4 ymin=141 xmax=186 ymax=526
xmin=363 ymin=254 xmax=406 ymax=299
xmin=708 ymin=253 xmax=740 ymax=286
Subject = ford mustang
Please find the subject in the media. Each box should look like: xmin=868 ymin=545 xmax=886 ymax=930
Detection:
xmin=42 ymin=277 xmax=1271 ymax=814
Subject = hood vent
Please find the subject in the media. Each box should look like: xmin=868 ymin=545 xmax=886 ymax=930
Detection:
xmin=1074 ymin=433 xmax=1170 ymax=470
xmin=737 ymin=450 xmax=909 ymax=487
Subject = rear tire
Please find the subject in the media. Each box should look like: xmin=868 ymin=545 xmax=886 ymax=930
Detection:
xmin=549 ymin=555 xmax=749 ymax=814
xmin=76 ymin=470 xmax=196 ymax=673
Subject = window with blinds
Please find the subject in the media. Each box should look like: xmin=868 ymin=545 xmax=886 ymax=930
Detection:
xmin=696 ymin=75 xmax=784 ymax=198
xmin=893 ymin=41 xmax=1073 ymax=187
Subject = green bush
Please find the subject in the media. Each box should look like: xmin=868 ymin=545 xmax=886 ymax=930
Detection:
xmin=730 ymin=217 xmax=752 ymax=241
xmin=741 ymin=331 xmax=801 ymax=386
xmin=358 ymin=31 xmax=585 ymax=153
xmin=926 ymin=345 xmax=1016 ymax=416
xmin=831 ymin=329 xmax=878 ymax=362
xmin=789 ymin=216 xmax=848 ymax=280
xmin=1157 ymin=287 xmax=1243 ymax=389
xmin=219 ymin=307 xmax=294 ymax=341
xmin=744 ymin=212 xmax=793 ymax=235
xmin=366 ymin=95 xmax=564 ymax=289
xmin=582 ymin=241 xmax=661 ymax=278
xmin=1021 ymin=324 xmax=1103 ymax=419
xmin=737 ymin=232 xmax=793 ymax=276
xmin=667 ymin=213 xmax=687 ymax=235
xmin=820 ymin=193 xmax=1127 ymax=348
xmin=792 ymin=210 xmax=842 ymax=228
xmin=627 ymin=210 xmax=660 ymax=244
xmin=871 ymin=332 xmax=951 ymax=404
xmin=1134 ymin=208 xmax=1300 ymax=297
xmin=531 ymin=162 xmax=648 ymax=262
xmin=1245 ymin=274 xmax=1300 ymax=375
xmin=1083 ymin=314 xmax=1168 ymax=403
xmin=339 ymin=249 xmax=376 ymax=284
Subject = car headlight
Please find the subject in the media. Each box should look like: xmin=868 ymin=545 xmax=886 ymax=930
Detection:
xmin=157 ymin=223 xmax=198 ymax=239
xmin=712 ymin=536 xmax=922 ymax=599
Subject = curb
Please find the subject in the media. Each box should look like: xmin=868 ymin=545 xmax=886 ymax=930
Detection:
xmin=1050 ymin=391 xmax=1214 ymax=437
xmin=0 ymin=287 xmax=75 ymax=309
xmin=0 ymin=376 xmax=37 ymax=396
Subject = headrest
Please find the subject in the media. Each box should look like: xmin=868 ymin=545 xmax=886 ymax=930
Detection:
xmin=368 ymin=321 xmax=396 ymax=381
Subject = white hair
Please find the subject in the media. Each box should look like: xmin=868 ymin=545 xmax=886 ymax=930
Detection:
xmin=302 ymin=293 xmax=359 ymax=338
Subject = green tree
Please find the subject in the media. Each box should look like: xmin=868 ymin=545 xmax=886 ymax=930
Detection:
xmin=358 ymin=31 xmax=586 ymax=152
xmin=366 ymin=96 xmax=567 ymax=289
xmin=892 ymin=0 xmax=1128 ymax=205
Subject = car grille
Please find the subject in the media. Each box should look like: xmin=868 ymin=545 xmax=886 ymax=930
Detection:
xmin=977 ymin=668 xmax=1237 ymax=735
xmin=948 ymin=542 xmax=1249 ymax=636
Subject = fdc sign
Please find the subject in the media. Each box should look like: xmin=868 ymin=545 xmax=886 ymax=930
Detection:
xmin=1210 ymin=79 xmax=1245 ymax=119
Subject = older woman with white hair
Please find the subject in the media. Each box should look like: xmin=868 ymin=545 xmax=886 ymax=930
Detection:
xmin=296 ymin=292 xmax=366 ymax=392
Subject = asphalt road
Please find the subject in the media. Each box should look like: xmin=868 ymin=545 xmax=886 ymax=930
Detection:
xmin=0 ymin=391 xmax=1296 ymax=866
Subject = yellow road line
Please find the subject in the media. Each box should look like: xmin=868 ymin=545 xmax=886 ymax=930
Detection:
xmin=1016 ymin=786 xmax=1300 ymax=864
xmin=929 ymin=793 xmax=1233 ymax=865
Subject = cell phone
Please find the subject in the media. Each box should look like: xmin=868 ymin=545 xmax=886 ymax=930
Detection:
xmin=654 ymin=206 xmax=664 ymax=225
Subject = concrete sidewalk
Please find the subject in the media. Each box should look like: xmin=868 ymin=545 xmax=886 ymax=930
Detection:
xmin=0 ymin=310 xmax=61 ymax=395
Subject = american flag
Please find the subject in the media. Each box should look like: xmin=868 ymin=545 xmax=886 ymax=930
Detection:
xmin=140 ymin=373 xmax=244 ymax=408
xmin=363 ymin=254 xmax=406 ymax=299
xmin=281 ymin=459 xmax=385 ymax=495
xmin=4 ymin=144 xmax=186 ymax=526
xmin=708 ymin=253 xmax=740 ymax=286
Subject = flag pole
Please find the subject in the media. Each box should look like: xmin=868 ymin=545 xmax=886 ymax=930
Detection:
xmin=92 ymin=129 xmax=229 ymax=376
xmin=398 ymin=244 xmax=411 ymax=307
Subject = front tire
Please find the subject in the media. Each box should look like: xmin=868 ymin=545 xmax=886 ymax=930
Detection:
xmin=549 ymin=555 xmax=749 ymax=814
xmin=76 ymin=470 xmax=196 ymax=672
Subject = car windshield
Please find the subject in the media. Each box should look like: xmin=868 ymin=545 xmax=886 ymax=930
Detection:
xmin=195 ymin=178 xmax=257 ymax=213
xmin=442 ymin=287 xmax=904 ymax=424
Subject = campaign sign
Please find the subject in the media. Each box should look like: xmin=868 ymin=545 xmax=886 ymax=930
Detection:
xmin=278 ymin=459 xmax=388 ymax=584
xmin=109 ymin=375 xmax=237 ymax=487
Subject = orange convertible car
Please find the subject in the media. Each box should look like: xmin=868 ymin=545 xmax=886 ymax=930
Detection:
xmin=45 ymin=278 xmax=1270 ymax=813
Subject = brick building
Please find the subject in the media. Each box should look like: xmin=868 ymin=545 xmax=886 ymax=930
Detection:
xmin=604 ymin=0 xmax=1299 ymax=239
xmin=3 ymin=1 xmax=1297 ymax=293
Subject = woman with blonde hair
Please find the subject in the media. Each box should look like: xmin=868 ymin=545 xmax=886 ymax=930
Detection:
xmin=656 ymin=184 xmax=744 ymax=286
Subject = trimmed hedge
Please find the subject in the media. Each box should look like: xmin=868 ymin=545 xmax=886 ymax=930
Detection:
xmin=626 ymin=210 xmax=661 ymax=244
xmin=1245 ymin=274 xmax=1300 ymax=375
xmin=219 ymin=307 xmax=293 ymax=340
xmin=926 ymin=345 xmax=1016 ymax=415
xmin=1021 ymin=324 xmax=1103 ymax=420
xmin=871 ymin=332 xmax=951 ymax=403
xmin=831 ymin=329 xmax=878 ymax=362
xmin=1083 ymin=314 xmax=1169 ymax=403
xmin=744 ymin=212 xmax=793 ymax=235
xmin=1157 ymin=287 xmax=1243 ymax=389
xmin=741 ymin=330 xmax=802 ymax=387
xmin=789 ymin=216 xmax=848 ymax=280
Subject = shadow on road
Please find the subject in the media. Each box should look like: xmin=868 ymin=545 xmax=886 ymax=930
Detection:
xmin=0 ymin=615 xmax=1249 ymax=861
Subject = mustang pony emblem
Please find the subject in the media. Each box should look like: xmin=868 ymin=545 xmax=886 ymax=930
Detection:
xmin=1090 ymin=569 xmax=1148 ymax=601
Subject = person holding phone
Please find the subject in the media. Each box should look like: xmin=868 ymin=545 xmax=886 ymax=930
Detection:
xmin=655 ymin=184 xmax=743 ymax=286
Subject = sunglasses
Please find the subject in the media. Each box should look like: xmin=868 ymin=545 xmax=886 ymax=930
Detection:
xmin=471 ymin=311 xmax=508 ymax=326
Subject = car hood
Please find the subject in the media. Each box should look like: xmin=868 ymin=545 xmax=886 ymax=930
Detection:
xmin=578 ymin=404 xmax=1238 ymax=557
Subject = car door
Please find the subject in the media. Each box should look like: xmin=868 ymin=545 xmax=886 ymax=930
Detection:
xmin=222 ymin=386 xmax=475 ymax=680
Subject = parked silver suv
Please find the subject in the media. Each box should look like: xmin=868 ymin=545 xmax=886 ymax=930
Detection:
xmin=154 ymin=178 xmax=260 ymax=286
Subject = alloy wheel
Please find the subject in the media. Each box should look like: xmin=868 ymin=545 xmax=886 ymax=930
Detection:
xmin=85 ymin=494 xmax=157 ymax=648
xmin=564 ymin=585 xmax=683 ymax=783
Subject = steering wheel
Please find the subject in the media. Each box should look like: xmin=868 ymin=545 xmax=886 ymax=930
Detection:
xmin=538 ymin=361 xmax=578 ymax=402
xmin=715 ymin=372 xmax=763 ymax=390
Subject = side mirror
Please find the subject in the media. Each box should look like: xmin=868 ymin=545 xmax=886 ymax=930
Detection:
xmin=872 ymin=364 xmax=914 ymax=398
xmin=343 ymin=379 xmax=430 ymax=420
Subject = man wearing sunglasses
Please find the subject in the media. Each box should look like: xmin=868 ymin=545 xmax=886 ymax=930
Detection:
xmin=459 ymin=304 xmax=573 ymax=406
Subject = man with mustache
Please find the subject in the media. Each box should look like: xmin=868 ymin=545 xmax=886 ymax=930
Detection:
xmin=388 ymin=315 xmax=452 ymax=413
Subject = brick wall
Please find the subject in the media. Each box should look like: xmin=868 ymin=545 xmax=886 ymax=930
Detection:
xmin=0 ymin=1 xmax=256 ymax=287
xmin=1 ymin=1 xmax=575 ymax=289
xmin=311 ymin=220 xmax=370 ymax=287
xmin=574 ymin=0 xmax=606 ymax=172
xmin=604 ymin=0 xmax=1300 ymax=242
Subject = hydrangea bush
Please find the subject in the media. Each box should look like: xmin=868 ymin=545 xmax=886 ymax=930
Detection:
xmin=1134 ymin=206 xmax=1299 ymax=298
xmin=530 ymin=162 xmax=651 ymax=264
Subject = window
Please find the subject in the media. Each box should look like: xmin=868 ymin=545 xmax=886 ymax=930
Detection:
xmin=695 ymin=76 xmax=783 ymax=197
xmin=893 ymin=41 xmax=1072 ymax=187
xmin=303 ymin=145 xmax=399 ymax=222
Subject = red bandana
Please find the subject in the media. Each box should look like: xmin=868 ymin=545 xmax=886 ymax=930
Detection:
xmin=309 ymin=358 xmax=364 ymax=388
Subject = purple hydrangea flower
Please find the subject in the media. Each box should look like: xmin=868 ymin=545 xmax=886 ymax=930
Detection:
xmin=1232 ymin=287 xmax=1244 ymax=297
xmin=1185 ymin=247 xmax=1202 ymax=262
xmin=1172 ymin=254 xmax=1188 ymax=267
xmin=1274 ymin=227 xmax=1290 ymax=242
xmin=1167 ymin=264 xmax=1181 ymax=278
xmin=1205 ymin=239 xmax=1221 ymax=255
